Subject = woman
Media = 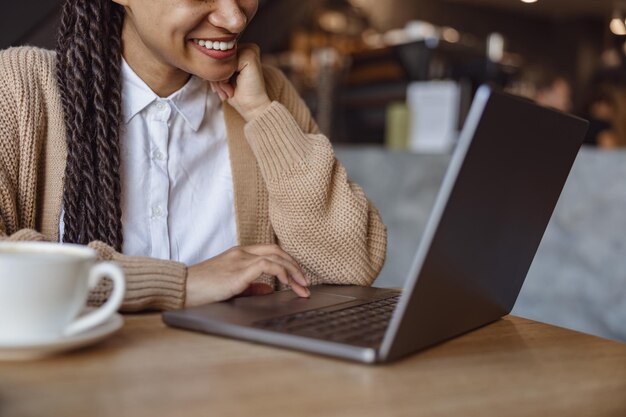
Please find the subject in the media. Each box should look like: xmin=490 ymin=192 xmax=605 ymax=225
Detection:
xmin=0 ymin=0 xmax=386 ymax=311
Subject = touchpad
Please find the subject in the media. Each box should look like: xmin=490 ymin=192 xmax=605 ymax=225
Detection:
xmin=229 ymin=290 xmax=357 ymax=319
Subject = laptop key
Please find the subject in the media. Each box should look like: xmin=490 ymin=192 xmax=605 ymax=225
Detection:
xmin=253 ymin=295 xmax=400 ymax=347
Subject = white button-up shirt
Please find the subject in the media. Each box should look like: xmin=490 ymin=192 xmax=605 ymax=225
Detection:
xmin=120 ymin=60 xmax=237 ymax=265
xmin=61 ymin=60 xmax=238 ymax=265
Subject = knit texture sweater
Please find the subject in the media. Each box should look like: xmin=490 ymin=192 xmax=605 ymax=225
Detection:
xmin=0 ymin=47 xmax=387 ymax=312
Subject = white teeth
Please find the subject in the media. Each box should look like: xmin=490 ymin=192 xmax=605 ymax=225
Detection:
xmin=194 ymin=39 xmax=236 ymax=51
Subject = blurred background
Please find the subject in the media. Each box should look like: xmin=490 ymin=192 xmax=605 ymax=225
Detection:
xmin=5 ymin=0 xmax=626 ymax=148
xmin=248 ymin=0 xmax=626 ymax=150
xmin=4 ymin=0 xmax=626 ymax=342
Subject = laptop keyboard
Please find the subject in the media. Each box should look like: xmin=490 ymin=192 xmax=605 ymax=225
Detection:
xmin=253 ymin=295 xmax=400 ymax=347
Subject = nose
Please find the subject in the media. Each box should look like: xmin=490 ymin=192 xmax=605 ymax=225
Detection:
xmin=208 ymin=0 xmax=248 ymax=34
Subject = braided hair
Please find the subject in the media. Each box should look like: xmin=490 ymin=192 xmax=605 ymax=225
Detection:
xmin=56 ymin=0 xmax=125 ymax=251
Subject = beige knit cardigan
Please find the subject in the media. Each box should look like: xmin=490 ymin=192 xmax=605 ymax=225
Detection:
xmin=0 ymin=47 xmax=387 ymax=312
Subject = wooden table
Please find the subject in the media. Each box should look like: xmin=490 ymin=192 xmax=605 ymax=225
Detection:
xmin=1 ymin=314 xmax=625 ymax=417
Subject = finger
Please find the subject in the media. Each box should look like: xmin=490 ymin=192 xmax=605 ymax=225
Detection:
xmin=251 ymin=259 xmax=310 ymax=298
xmin=242 ymin=244 xmax=308 ymax=285
xmin=212 ymin=84 xmax=227 ymax=101
xmin=210 ymin=82 xmax=222 ymax=97
xmin=269 ymin=265 xmax=310 ymax=298
xmin=243 ymin=244 xmax=299 ymax=265
xmin=277 ymin=272 xmax=311 ymax=298
xmin=213 ymin=80 xmax=234 ymax=99
xmin=241 ymin=254 xmax=308 ymax=287
xmin=235 ymin=44 xmax=261 ymax=72
xmin=261 ymin=254 xmax=308 ymax=288
xmin=237 ymin=42 xmax=261 ymax=56
xmin=212 ymin=82 xmax=228 ymax=100
xmin=219 ymin=81 xmax=235 ymax=98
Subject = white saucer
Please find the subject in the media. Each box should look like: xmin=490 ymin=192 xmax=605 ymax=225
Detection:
xmin=0 ymin=313 xmax=123 ymax=361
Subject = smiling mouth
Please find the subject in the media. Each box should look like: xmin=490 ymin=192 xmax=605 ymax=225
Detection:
xmin=192 ymin=39 xmax=237 ymax=52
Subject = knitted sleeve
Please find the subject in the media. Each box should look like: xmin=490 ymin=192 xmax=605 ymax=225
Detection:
xmin=0 ymin=228 xmax=188 ymax=312
xmin=243 ymin=67 xmax=387 ymax=286
xmin=0 ymin=47 xmax=187 ymax=312
xmin=86 ymin=241 xmax=187 ymax=311
xmin=0 ymin=49 xmax=21 ymax=237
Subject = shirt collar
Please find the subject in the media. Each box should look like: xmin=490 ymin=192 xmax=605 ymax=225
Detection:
xmin=121 ymin=59 xmax=208 ymax=132
xmin=168 ymin=75 xmax=208 ymax=132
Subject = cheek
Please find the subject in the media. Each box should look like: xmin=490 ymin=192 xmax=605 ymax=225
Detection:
xmin=132 ymin=7 xmax=192 ymax=45
xmin=168 ymin=7 xmax=206 ymax=36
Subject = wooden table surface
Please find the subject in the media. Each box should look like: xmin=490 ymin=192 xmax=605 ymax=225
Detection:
xmin=1 ymin=314 xmax=625 ymax=417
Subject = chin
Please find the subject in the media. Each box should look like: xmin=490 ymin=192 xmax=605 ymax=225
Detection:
xmin=195 ymin=66 xmax=237 ymax=83
xmin=215 ymin=72 xmax=236 ymax=82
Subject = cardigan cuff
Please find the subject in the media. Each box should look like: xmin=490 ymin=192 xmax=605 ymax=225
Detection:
xmin=2 ymin=229 xmax=49 ymax=242
xmin=88 ymin=241 xmax=187 ymax=312
xmin=244 ymin=101 xmax=317 ymax=180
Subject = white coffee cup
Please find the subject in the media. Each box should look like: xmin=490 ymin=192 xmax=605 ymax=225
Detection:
xmin=0 ymin=241 xmax=125 ymax=344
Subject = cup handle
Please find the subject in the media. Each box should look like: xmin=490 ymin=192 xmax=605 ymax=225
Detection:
xmin=63 ymin=262 xmax=125 ymax=337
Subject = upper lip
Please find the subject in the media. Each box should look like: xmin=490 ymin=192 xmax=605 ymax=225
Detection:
xmin=191 ymin=35 xmax=237 ymax=42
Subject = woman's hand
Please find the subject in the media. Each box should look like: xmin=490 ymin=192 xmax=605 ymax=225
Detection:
xmin=184 ymin=244 xmax=310 ymax=307
xmin=210 ymin=43 xmax=271 ymax=122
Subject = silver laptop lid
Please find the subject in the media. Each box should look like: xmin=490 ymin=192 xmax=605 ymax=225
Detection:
xmin=380 ymin=86 xmax=588 ymax=362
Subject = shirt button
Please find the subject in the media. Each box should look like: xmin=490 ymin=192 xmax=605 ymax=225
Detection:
xmin=156 ymin=102 xmax=166 ymax=111
xmin=153 ymin=150 xmax=165 ymax=161
xmin=152 ymin=205 xmax=164 ymax=218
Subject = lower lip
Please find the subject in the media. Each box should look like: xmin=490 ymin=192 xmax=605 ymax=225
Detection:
xmin=190 ymin=41 xmax=237 ymax=60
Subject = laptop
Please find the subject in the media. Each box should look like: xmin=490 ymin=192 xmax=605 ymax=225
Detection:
xmin=162 ymin=86 xmax=588 ymax=364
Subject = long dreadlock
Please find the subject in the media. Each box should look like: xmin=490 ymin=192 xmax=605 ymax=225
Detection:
xmin=56 ymin=0 xmax=125 ymax=251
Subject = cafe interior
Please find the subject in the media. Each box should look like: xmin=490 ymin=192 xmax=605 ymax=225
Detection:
xmin=1 ymin=0 xmax=626 ymax=415
xmin=247 ymin=0 xmax=626 ymax=345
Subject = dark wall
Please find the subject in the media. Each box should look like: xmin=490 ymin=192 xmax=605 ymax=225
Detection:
xmin=242 ymin=0 xmax=326 ymax=51
xmin=1 ymin=0 xmax=606 ymax=105
xmin=0 ymin=0 xmax=60 ymax=50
